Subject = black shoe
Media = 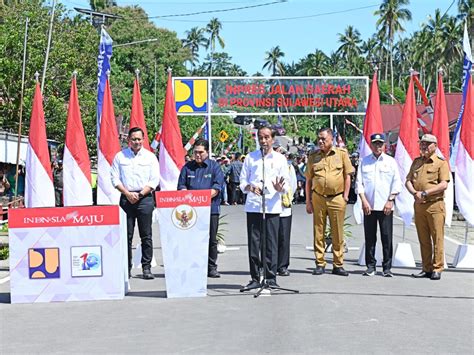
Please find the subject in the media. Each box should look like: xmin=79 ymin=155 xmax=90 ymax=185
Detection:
xmin=363 ymin=268 xmax=375 ymax=276
xmin=278 ymin=268 xmax=290 ymax=276
xmin=382 ymin=270 xmax=394 ymax=278
xmin=266 ymin=280 xmax=280 ymax=287
xmin=142 ymin=268 xmax=155 ymax=280
xmin=312 ymin=265 xmax=325 ymax=275
xmin=430 ymin=271 xmax=441 ymax=280
xmin=208 ymin=270 xmax=221 ymax=278
xmin=240 ymin=280 xmax=261 ymax=292
xmin=332 ymin=267 xmax=349 ymax=276
xmin=412 ymin=271 xmax=432 ymax=278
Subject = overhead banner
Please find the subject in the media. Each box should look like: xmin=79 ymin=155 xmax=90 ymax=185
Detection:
xmin=156 ymin=190 xmax=211 ymax=298
xmin=174 ymin=76 xmax=369 ymax=116
xmin=9 ymin=205 xmax=128 ymax=303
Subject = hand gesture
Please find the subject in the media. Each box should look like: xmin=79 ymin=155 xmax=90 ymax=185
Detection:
xmin=272 ymin=176 xmax=285 ymax=192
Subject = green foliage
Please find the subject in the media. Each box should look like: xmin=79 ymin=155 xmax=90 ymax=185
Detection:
xmin=216 ymin=213 xmax=228 ymax=244
xmin=0 ymin=222 xmax=7 ymax=234
xmin=0 ymin=246 xmax=8 ymax=260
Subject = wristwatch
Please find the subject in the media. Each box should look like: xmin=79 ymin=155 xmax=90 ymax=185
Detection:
xmin=421 ymin=191 xmax=428 ymax=199
xmin=388 ymin=196 xmax=395 ymax=202
xmin=138 ymin=192 xmax=144 ymax=199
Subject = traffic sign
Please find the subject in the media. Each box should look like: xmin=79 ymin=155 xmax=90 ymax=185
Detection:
xmin=219 ymin=130 xmax=229 ymax=143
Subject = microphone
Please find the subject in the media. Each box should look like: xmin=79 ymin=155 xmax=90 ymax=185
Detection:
xmin=260 ymin=146 xmax=267 ymax=156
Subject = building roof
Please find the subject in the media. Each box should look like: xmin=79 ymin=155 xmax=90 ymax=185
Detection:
xmin=381 ymin=92 xmax=462 ymax=133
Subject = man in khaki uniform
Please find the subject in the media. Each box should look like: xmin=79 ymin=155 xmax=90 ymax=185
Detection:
xmin=306 ymin=127 xmax=354 ymax=276
xmin=406 ymin=134 xmax=449 ymax=281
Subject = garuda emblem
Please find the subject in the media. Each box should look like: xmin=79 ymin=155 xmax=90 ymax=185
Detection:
xmin=172 ymin=204 xmax=197 ymax=230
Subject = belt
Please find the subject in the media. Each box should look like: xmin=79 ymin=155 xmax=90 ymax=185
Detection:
xmin=314 ymin=191 xmax=343 ymax=199
xmin=424 ymin=197 xmax=443 ymax=203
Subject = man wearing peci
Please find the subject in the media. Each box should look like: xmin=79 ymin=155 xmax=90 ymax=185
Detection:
xmin=306 ymin=127 xmax=354 ymax=276
xmin=356 ymin=133 xmax=402 ymax=277
xmin=406 ymin=134 xmax=449 ymax=281
xmin=178 ymin=139 xmax=225 ymax=278
xmin=239 ymin=126 xmax=289 ymax=291
xmin=111 ymin=127 xmax=160 ymax=280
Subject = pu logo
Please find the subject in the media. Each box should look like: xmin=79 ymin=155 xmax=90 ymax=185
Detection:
xmin=175 ymin=79 xmax=208 ymax=113
xmin=28 ymin=248 xmax=60 ymax=279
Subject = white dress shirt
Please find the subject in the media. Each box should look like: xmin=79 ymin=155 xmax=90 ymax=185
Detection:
xmin=355 ymin=152 xmax=402 ymax=211
xmin=111 ymin=147 xmax=160 ymax=192
xmin=281 ymin=163 xmax=297 ymax=218
xmin=240 ymin=149 xmax=290 ymax=214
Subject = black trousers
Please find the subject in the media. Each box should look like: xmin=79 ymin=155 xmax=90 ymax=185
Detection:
xmin=277 ymin=215 xmax=292 ymax=271
xmin=229 ymin=181 xmax=242 ymax=204
xmin=119 ymin=194 xmax=154 ymax=270
xmin=209 ymin=214 xmax=219 ymax=272
xmin=363 ymin=211 xmax=393 ymax=271
xmin=247 ymin=212 xmax=279 ymax=282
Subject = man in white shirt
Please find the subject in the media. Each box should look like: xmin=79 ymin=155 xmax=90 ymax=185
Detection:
xmin=355 ymin=133 xmax=402 ymax=277
xmin=111 ymin=127 xmax=160 ymax=280
xmin=239 ymin=126 xmax=289 ymax=291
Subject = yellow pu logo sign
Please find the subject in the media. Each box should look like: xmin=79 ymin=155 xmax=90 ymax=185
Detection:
xmin=175 ymin=79 xmax=208 ymax=113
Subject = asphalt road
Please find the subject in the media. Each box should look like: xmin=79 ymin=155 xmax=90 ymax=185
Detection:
xmin=0 ymin=204 xmax=473 ymax=354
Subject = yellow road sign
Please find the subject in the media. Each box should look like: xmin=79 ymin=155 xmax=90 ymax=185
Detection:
xmin=219 ymin=130 xmax=229 ymax=143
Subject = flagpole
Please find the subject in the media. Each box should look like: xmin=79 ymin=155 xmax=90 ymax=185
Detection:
xmin=208 ymin=76 xmax=213 ymax=156
xmin=41 ymin=0 xmax=56 ymax=93
xmin=14 ymin=17 xmax=29 ymax=202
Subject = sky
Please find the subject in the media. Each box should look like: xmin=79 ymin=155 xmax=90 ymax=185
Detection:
xmin=62 ymin=0 xmax=459 ymax=75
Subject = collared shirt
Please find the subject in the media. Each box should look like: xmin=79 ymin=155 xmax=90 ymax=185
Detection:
xmin=306 ymin=147 xmax=354 ymax=196
xmin=239 ymin=149 xmax=290 ymax=214
xmin=111 ymin=147 xmax=160 ymax=192
xmin=355 ymin=153 xmax=402 ymax=211
xmin=177 ymin=158 xmax=225 ymax=215
xmin=228 ymin=160 xmax=243 ymax=183
xmin=406 ymin=153 xmax=450 ymax=201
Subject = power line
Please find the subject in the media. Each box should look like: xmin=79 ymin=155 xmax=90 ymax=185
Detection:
xmin=146 ymin=0 xmax=287 ymax=19
xmin=154 ymin=4 xmax=379 ymax=23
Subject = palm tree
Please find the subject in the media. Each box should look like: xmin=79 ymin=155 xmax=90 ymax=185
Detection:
xmin=182 ymin=27 xmax=207 ymax=74
xmin=336 ymin=25 xmax=363 ymax=71
xmin=297 ymin=49 xmax=329 ymax=76
xmin=457 ymin=0 xmax=473 ymax=50
xmin=374 ymin=0 xmax=412 ymax=103
xmin=205 ymin=18 xmax=225 ymax=76
xmin=262 ymin=46 xmax=285 ymax=76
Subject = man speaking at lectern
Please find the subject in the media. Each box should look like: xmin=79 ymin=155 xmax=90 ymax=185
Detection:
xmin=178 ymin=139 xmax=225 ymax=278
xmin=239 ymin=126 xmax=290 ymax=291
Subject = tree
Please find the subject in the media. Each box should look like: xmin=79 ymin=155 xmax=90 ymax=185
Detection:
xmin=374 ymin=0 xmax=412 ymax=103
xmin=182 ymin=27 xmax=207 ymax=74
xmin=262 ymin=45 xmax=285 ymax=76
xmin=296 ymin=49 xmax=329 ymax=76
xmin=0 ymin=2 xmax=189 ymax=156
xmin=336 ymin=25 xmax=363 ymax=72
xmin=194 ymin=52 xmax=246 ymax=76
xmin=89 ymin=0 xmax=117 ymax=11
xmin=205 ymin=18 xmax=225 ymax=76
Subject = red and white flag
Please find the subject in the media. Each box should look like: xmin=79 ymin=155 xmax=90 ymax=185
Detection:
xmin=25 ymin=82 xmax=55 ymax=208
xmin=150 ymin=128 xmax=161 ymax=150
xmin=354 ymin=71 xmax=384 ymax=224
xmin=63 ymin=75 xmax=92 ymax=206
xmin=97 ymin=78 xmax=121 ymax=204
xmin=358 ymin=71 xmax=384 ymax=159
xmin=159 ymin=72 xmax=185 ymax=191
xmin=395 ymin=75 xmax=420 ymax=226
xmin=432 ymin=73 xmax=453 ymax=226
xmin=455 ymin=78 xmax=474 ymax=225
xmin=130 ymin=76 xmax=151 ymax=151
